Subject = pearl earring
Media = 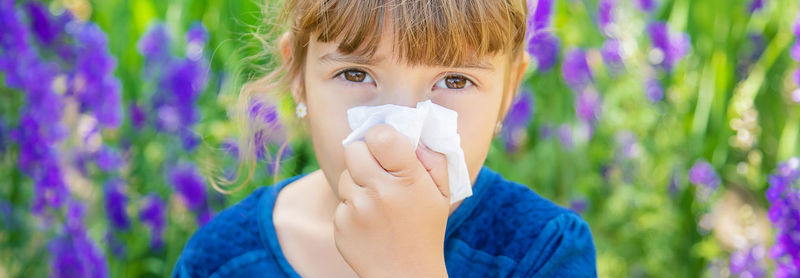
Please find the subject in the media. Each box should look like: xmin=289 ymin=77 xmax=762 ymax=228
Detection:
xmin=296 ymin=102 xmax=307 ymax=119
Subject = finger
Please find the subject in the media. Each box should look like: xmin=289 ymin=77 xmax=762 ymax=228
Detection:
xmin=364 ymin=124 xmax=418 ymax=177
xmin=337 ymin=170 xmax=357 ymax=206
xmin=415 ymin=143 xmax=450 ymax=199
xmin=344 ymin=140 xmax=388 ymax=188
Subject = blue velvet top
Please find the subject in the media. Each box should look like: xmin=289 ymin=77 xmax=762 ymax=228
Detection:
xmin=172 ymin=166 xmax=597 ymax=277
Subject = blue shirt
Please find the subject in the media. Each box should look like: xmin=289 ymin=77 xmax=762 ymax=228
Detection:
xmin=172 ymin=166 xmax=597 ymax=277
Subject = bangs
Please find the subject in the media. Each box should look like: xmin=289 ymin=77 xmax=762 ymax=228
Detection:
xmin=287 ymin=0 xmax=527 ymax=67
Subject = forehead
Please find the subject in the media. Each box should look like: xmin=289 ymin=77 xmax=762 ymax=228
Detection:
xmin=308 ymin=30 xmax=503 ymax=71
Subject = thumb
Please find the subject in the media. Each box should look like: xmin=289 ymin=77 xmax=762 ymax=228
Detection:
xmin=415 ymin=143 xmax=450 ymax=199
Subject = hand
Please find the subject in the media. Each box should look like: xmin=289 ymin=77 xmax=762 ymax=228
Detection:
xmin=334 ymin=124 xmax=451 ymax=278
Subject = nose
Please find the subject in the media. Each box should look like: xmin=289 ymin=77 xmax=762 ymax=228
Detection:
xmin=377 ymin=80 xmax=429 ymax=108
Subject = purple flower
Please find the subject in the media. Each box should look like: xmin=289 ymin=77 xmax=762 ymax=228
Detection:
xmin=185 ymin=22 xmax=208 ymax=61
xmin=688 ymin=160 xmax=721 ymax=189
xmin=792 ymin=88 xmax=800 ymax=104
xmin=249 ymin=99 xmax=286 ymax=160
xmin=137 ymin=24 xmax=171 ymax=62
xmin=129 ymin=103 xmax=146 ymax=129
xmin=569 ymin=198 xmax=588 ymax=214
xmin=267 ymin=144 xmax=294 ymax=175
xmin=104 ymin=231 xmax=126 ymax=258
xmin=139 ymin=194 xmax=166 ymax=250
xmin=729 ymin=245 xmax=767 ymax=278
xmin=49 ymin=202 xmax=109 ymax=278
xmin=143 ymin=22 xmax=210 ymax=151
xmin=791 ymin=42 xmax=800 ymax=62
xmin=634 ymin=0 xmax=657 ymax=12
xmin=103 ymin=179 xmax=129 ymax=230
xmin=501 ymin=91 xmax=534 ymax=152
xmin=558 ymin=124 xmax=573 ymax=149
xmin=24 ymin=2 xmax=69 ymax=46
xmin=645 ymin=77 xmax=664 ymax=102
xmin=597 ymin=0 xmax=615 ymax=33
xmin=765 ymin=157 xmax=800 ymax=277
xmin=794 ymin=17 xmax=800 ymax=36
xmin=527 ymin=33 xmax=561 ymax=71
xmin=95 ymin=145 xmax=122 ymax=172
xmin=31 ymin=158 xmax=68 ymax=214
xmin=748 ymin=0 xmax=765 ymax=13
xmin=614 ymin=131 xmax=640 ymax=160
xmin=575 ymin=90 xmax=602 ymax=124
xmin=528 ymin=0 xmax=554 ymax=32
xmin=69 ymin=22 xmax=122 ymax=128
xmin=561 ymin=49 xmax=594 ymax=90
xmin=0 ymin=117 xmax=6 ymax=153
xmin=0 ymin=0 xmax=31 ymax=53
xmin=647 ymin=22 xmax=690 ymax=71
xmin=526 ymin=0 xmax=559 ymax=71
xmin=221 ymin=138 xmax=240 ymax=159
xmin=169 ymin=163 xmax=208 ymax=211
xmin=539 ymin=123 xmax=554 ymax=139
xmin=601 ymin=39 xmax=623 ymax=67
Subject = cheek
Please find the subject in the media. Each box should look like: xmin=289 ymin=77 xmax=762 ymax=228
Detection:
xmin=431 ymin=92 xmax=502 ymax=182
xmin=304 ymin=76 xmax=355 ymax=190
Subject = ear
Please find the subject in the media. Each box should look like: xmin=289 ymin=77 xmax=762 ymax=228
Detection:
xmin=498 ymin=52 xmax=530 ymax=122
xmin=278 ymin=32 xmax=304 ymax=103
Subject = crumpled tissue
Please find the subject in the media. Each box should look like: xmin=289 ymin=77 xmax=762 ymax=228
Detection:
xmin=341 ymin=100 xmax=472 ymax=204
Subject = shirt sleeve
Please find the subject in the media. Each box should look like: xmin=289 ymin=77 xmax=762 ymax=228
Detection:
xmin=171 ymin=255 xmax=190 ymax=278
xmin=511 ymin=212 xmax=597 ymax=277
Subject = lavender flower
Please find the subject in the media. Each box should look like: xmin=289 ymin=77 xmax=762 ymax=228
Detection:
xmin=528 ymin=33 xmax=561 ymax=72
xmin=765 ymin=157 xmax=800 ymax=277
xmin=634 ymin=0 xmax=657 ymax=12
xmin=139 ymin=194 xmax=166 ymax=249
xmin=129 ymin=103 xmax=146 ymax=129
xmin=569 ymin=198 xmax=589 ymax=214
xmin=141 ymin=22 xmax=210 ymax=150
xmin=647 ymin=22 xmax=690 ymax=71
xmin=748 ymin=0 xmax=765 ymax=13
xmin=792 ymin=88 xmax=800 ymax=104
xmin=24 ymin=2 xmax=69 ymax=46
xmin=688 ymin=160 xmax=721 ymax=189
xmin=729 ymin=245 xmax=767 ymax=278
xmin=501 ymin=91 xmax=534 ymax=152
xmin=0 ymin=117 xmax=6 ymax=153
xmin=528 ymin=0 xmax=554 ymax=32
xmin=526 ymin=0 xmax=560 ymax=71
xmin=614 ymin=131 xmax=640 ymax=160
xmin=169 ymin=162 xmax=215 ymax=225
xmin=137 ymin=24 xmax=171 ymax=62
xmin=103 ymin=179 xmax=129 ymax=230
xmin=95 ymin=145 xmax=122 ymax=172
xmin=69 ymin=22 xmax=123 ymax=128
xmin=562 ymin=49 xmax=594 ymax=90
xmin=645 ymin=77 xmax=664 ymax=102
xmin=575 ymin=90 xmax=602 ymax=125
xmin=250 ymin=99 xmax=286 ymax=161
xmin=49 ymin=202 xmax=109 ymax=278
xmin=601 ymin=39 xmax=623 ymax=67
xmin=597 ymin=0 xmax=615 ymax=33
xmin=31 ymin=158 xmax=68 ymax=214
xmin=169 ymin=163 xmax=208 ymax=211
xmin=558 ymin=124 xmax=573 ymax=149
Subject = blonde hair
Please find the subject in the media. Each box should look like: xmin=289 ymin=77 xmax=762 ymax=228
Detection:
xmin=213 ymin=0 xmax=529 ymax=193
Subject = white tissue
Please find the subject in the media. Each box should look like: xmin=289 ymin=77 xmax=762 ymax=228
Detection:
xmin=341 ymin=100 xmax=473 ymax=204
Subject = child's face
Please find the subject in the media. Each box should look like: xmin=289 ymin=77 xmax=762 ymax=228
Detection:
xmin=287 ymin=27 xmax=527 ymax=201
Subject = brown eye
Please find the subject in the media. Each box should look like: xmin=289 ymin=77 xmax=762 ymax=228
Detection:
xmin=435 ymin=74 xmax=473 ymax=90
xmin=338 ymin=69 xmax=373 ymax=83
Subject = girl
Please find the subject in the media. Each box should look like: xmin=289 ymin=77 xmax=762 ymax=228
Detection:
xmin=174 ymin=0 xmax=596 ymax=277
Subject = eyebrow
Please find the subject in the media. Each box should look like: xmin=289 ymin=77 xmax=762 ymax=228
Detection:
xmin=317 ymin=52 xmax=495 ymax=71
